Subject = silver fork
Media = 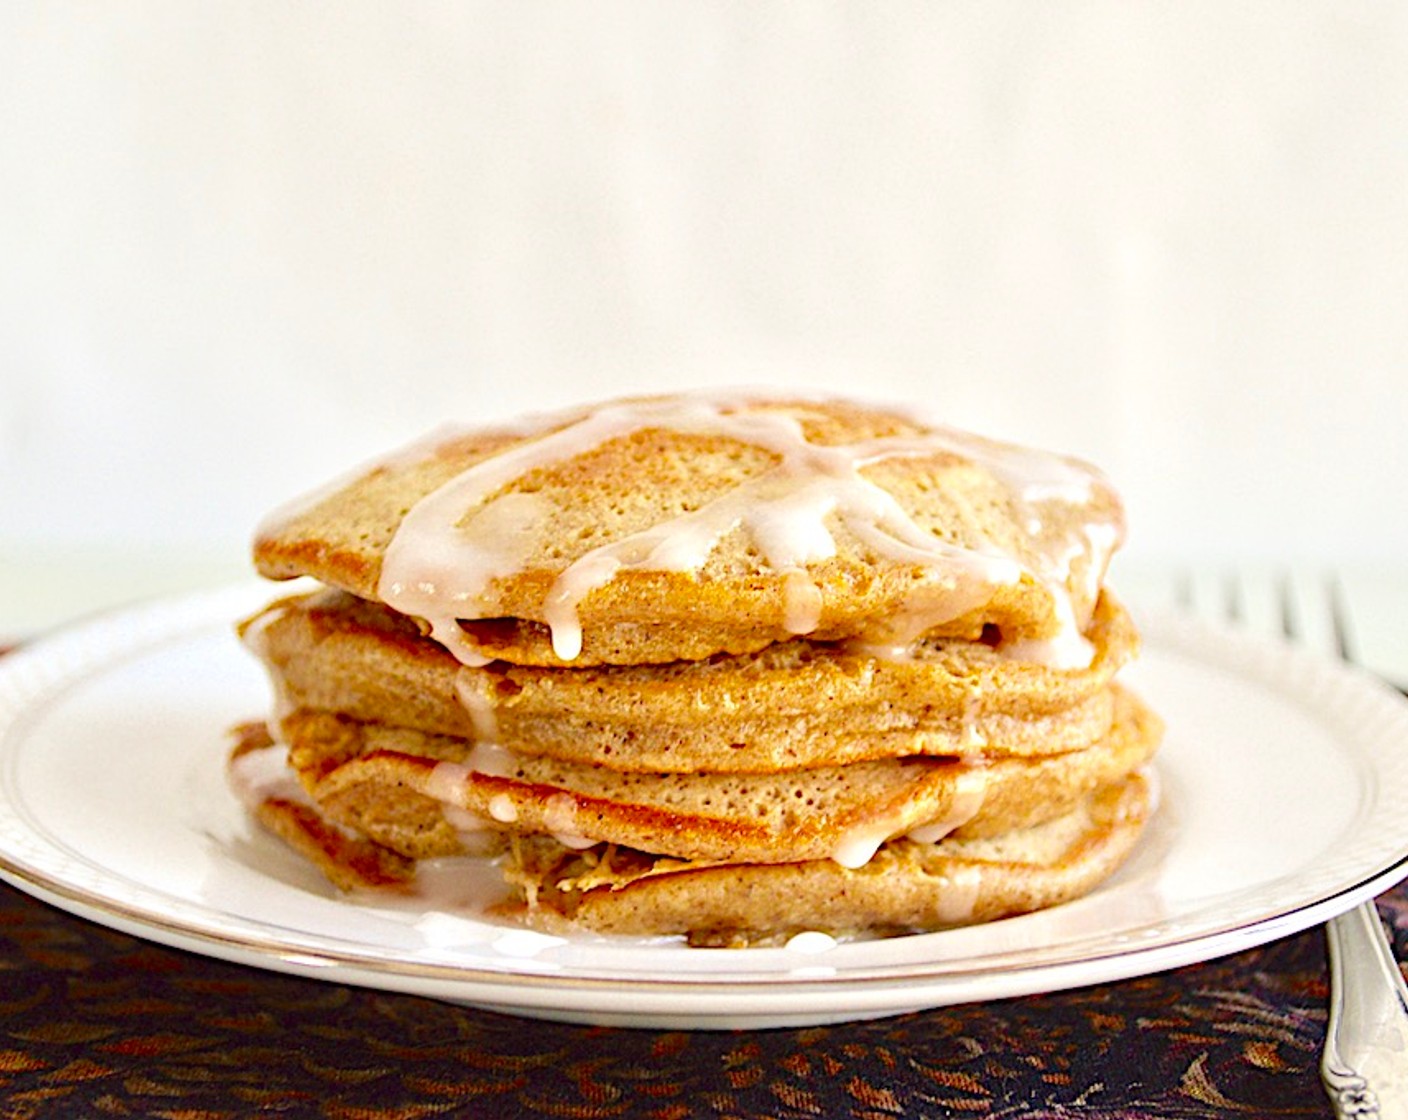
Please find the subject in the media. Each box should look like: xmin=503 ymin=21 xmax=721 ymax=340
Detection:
xmin=1178 ymin=569 xmax=1408 ymax=1117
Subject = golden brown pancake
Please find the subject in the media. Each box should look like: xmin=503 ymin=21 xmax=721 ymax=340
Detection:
xmin=230 ymin=390 xmax=1159 ymax=944
xmin=255 ymin=685 xmax=1160 ymax=866
xmin=228 ymin=723 xmax=1151 ymax=946
xmin=227 ymin=721 xmax=416 ymax=891
xmin=241 ymin=585 xmax=1139 ymax=771
xmin=505 ymin=773 xmax=1152 ymax=946
xmin=252 ymin=394 xmax=1125 ymax=667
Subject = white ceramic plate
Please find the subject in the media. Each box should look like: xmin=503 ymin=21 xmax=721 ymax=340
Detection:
xmin=2 ymin=583 xmax=1407 ymax=1030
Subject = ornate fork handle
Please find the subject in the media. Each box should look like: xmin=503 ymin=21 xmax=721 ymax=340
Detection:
xmin=1187 ymin=570 xmax=1408 ymax=1115
xmin=1322 ymin=900 xmax=1408 ymax=1118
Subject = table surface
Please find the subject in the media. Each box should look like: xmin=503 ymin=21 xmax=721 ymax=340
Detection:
xmin=2 ymin=565 xmax=1405 ymax=1118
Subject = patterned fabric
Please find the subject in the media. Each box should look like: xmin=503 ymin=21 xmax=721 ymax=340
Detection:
xmin=2 ymin=878 xmax=1403 ymax=1118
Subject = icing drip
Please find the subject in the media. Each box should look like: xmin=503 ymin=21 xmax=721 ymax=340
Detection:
xmin=454 ymin=671 xmax=501 ymax=743
xmin=828 ymin=763 xmax=990 ymax=869
xmin=829 ymin=823 xmax=895 ymax=870
xmin=487 ymin=793 xmax=518 ymax=824
xmin=424 ymin=761 xmax=473 ymax=806
xmin=781 ymin=569 xmax=824 ymax=635
xmin=463 ymin=740 xmax=518 ymax=779
xmin=906 ymin=766 xmax=990 ymax=844
xmin=375 ymin=393 xmax=1118 ymax=666
xmin=784 ymin=930 xmax=838 ymax=953
xmin=542 ymin=794 xmax=595 ymax=850
xmin=998 ymin=593 xmax=1094 ymax=669
xmin=227 ymin=740 xmax=305 ymax=808
xmin=933 ymin=865 xmax=984 ymax=925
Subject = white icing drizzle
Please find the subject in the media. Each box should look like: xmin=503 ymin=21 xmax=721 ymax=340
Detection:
xmin=828 ymin=765 xmax=990 ymax=869
xmin=959 ymin=694 xmax=989 ymax=750
xmin=392 ymin=855 xmax=518 ymax=920
xmin=1079 ymin=521 xmax=1124 ymax=609
xmin=840 ymin=637 xmax=920 ymax=664
xmin=420 ymin=753 xmax=602 ymax=848
xmin=375 ymin=393 xmax=1119 ymax=666
xmin=424 ymin=760 xmax=473 ymax=806
xmin=997 ymin=593 xmax=1095 ymax=669
xmin=933 ymin=864 xmax=984 ymax=925
xmin=956 ymin=438 xmax=1101 ymax=507
xmin=454 ymin=671 xmax=501 ymax=743
xmin=424 ymin=751 xmax=523 ymax=833
xmin=906 ymin=766 xmax=990 ymax=844
xmin=487 ymin=793 xmax=519 ymax=823
xmin=464 ymin=740 xmax=518 ymax=779
xmin=784 ymin=930 xmax=838 ymax=953
xmin=540 ymin=793 xmax=596 ymax=849
xmin=781 ymin=568 xmax=825 ymax=635
xmin=413 ymin=910 xmax=496 ymax=950
xmin=227 ymin=741 xmax=306 ymax=808
xmin=829 ymin=821 xmax=896 ymax=870
xmin=993 ymin=514 xmax=1121 ymax=669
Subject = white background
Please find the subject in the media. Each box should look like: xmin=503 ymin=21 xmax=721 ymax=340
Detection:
xmin=2 ymin=3 xmax=1406 ymax=635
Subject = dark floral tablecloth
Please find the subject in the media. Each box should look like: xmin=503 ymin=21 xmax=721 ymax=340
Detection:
xmin=2 ymin=876 xmax=1404 ymax=1119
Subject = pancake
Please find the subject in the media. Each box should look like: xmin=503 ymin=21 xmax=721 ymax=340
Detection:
xmin=249 ymin=684 xmax=1160 ymax=866
xmin=227 ymin=721 xmax=416 ymax=892
xmin=230 ymin=390 xmax=1159 ymax=945
xmin=253 ymin=393 xmax=1124 ymax=668
xmin=228 ymin=723 xmax=1152 ymax=946
xmin=506 ymin=773 xmax=1153 ymax=946
xmin=241 ymin=585 xmax=1139 ymax=771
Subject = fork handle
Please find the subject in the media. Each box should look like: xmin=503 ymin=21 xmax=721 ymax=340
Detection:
xmin=1322 ymin=900 xmax=1408 ymax=1117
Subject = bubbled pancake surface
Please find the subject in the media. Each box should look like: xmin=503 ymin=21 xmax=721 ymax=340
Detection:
xmin=253 ymin=395 xmax=1124 ymax=665
xmin=503 ymin=774 xmax=1153 ymax=945
xmin=242 ymin=587 xmax=1139 ymax=770
xmin=268 ymin=687 xmax=1160 ymax=866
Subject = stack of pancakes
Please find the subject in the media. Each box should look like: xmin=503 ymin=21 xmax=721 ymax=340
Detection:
xmin=232 ymin=392 xmax=1160 ymax=946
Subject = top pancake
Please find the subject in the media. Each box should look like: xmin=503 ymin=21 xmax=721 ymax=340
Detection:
xmin=254 ymin=393 xmax=1125 ymax=667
